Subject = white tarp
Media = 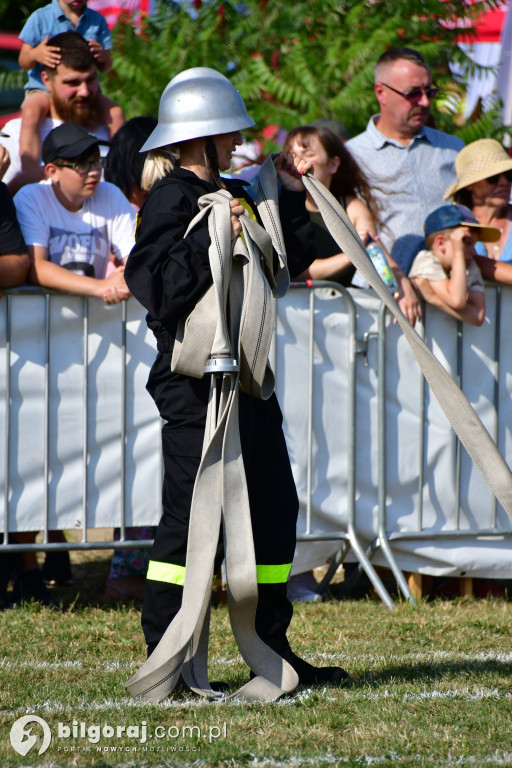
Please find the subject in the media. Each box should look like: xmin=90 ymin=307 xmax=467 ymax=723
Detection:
xmin=275 ymin=286 xmax=512 ymax=579
xmin=1 ymin=286 xmax=512 ymax=578
xmin=0 ymin=292 xmax=161 ymax=532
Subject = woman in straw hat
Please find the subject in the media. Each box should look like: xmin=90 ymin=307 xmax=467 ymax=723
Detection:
xmin=282 ymin=124 xmax=421 ymax=326
xmin=444 ymin=138 xmax=512 ymax=283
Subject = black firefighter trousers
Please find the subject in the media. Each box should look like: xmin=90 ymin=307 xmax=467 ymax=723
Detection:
xmin=142 ymin=355 xmax=299 ymax=658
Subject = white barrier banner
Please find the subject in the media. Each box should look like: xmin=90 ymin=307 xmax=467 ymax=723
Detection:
xmin=276 ymin=286 xmax=512 ymax=579
xmin=0 ymin=293 xmax=161 ymax=532
xmin=2 ymin=287 xmax=512 ymax=578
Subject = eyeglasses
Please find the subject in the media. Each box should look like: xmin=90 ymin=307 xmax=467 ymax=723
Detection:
xmin=379 ymin=82 xmax=439 ymax=103
xmin=484 ymin=170 xmax=512 ymax=185
xmin=54 ymin=156 xmax=105 ymax=175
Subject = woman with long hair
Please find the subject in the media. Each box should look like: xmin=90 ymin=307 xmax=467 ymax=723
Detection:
xmin=284 ymin=124 xmax=421 ymax=325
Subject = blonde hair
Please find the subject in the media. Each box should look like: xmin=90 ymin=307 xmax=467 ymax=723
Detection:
xmin=141 ymin=145 xmax=181 ymax=191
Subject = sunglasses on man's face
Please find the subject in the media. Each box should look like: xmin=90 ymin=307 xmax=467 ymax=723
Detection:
xmin=485 ymin=170 xmax=512 ymax=185
xmin=379 ymin=82 xmax=439 ymax=103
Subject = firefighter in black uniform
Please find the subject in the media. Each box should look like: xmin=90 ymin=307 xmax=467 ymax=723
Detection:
xmin=124 ymin=67 xmax=347 ymax=686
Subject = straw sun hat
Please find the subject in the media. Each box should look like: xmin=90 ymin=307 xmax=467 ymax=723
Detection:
xmin=443 ymin=138 xmax=512 ymax=200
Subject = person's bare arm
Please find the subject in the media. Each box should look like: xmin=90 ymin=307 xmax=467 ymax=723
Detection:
xmin=386 ymin=250 xmax=422 ymax=326
xmin=28 ymin=244 xmax=131 ymax=303
xmin=18 ymin=38 xmax=61 ymax=70
xmin=98 ymin=95 xmax=125 ymax=138
xmin=474 ymin=254 xmax=512 ymax=285
xmin=294 ymin=252 xmax=353 ymax=281
xmin=411 ymin=275 xmax=485 ymax=326
xmin=294 ymin=195 xmax=363 ymax=282
xmin=347 ymin=196 xmax=376 ymax=242
xmin=0 ymin=252 xmax=30 ymax=288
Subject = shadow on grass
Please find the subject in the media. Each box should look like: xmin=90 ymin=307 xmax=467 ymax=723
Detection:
xmin=344 ymin=658 xmax=512 ymax=689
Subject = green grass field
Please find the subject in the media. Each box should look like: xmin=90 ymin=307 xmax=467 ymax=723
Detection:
xmin=1 ymin=555 xmax=512 ymax=768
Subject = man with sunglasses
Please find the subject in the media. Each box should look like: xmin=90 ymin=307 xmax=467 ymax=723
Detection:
xmin=347 ymin=47 xmax=464 ymax=278
xmin=13 ymin=123 xmax=134 ymax=303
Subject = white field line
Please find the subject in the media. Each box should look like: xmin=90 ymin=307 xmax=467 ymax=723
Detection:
xmin=0 ymin=658 xmax=140 ymax=671
xmin=2 ymin=649 xmax=512 ymax=671
xmin=2 ymin=651 xmax=511 ymax=717
xmin=16 ymin=751 xmax=512 ymax=768
xmin=237 ymin=755 xmax=512 ymax=766
xmin=209 ymin=753 xmax=512 ymax=766
xmin=3 ymin=685 xmax=512 ymax=719
xmin=275 ymin=686 xmax=512 ymax=705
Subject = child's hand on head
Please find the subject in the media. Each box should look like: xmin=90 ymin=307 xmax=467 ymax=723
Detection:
xmin=448 ymin=226 xmax=476 ymax=262
xmin=448 ymin=225 xmax=472 ymax=245
xmin=88 ymin=39 xmax=108 ymax=65
xmin=35 ymin=35 xmax=61 ymax=68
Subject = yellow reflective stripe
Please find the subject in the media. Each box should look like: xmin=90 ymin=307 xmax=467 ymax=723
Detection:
xmin=236 ymin=197 xmax=257 ymax=222
xmin=256 ymin=563 xmax=292 ymax=584
xmin=146 ymin=560 xmax=186 ymax=586
xmin=147 ymin=561 xmax=292 ymax=585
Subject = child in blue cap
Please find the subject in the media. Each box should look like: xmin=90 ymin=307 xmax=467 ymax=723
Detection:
xmin=408 ymin=204 xmax=500 ymax=326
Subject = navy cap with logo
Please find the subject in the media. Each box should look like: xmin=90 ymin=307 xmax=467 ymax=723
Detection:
xmin=424 ymin=204 xmax=500 ymax=243
xmin=42 ymin=123 xmax=110 ymax=164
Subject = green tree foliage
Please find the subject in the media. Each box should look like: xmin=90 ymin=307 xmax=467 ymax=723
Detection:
xmin=104 ymin=0 xmax=507 ymax=143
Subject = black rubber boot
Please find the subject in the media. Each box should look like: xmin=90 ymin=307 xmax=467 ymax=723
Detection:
xmin=262 ymin=635 xmax=349 ymax=686
xmin=253 ymin=583 xmax=348 ymax=685
xmin=279 ymin=646 xmax=349 ymax=685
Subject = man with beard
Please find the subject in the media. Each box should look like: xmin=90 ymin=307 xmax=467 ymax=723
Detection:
xmin=347 ymin=48 xmax=464 ymax=275
xmin=2 ymin=31 xmax=123 ymax=194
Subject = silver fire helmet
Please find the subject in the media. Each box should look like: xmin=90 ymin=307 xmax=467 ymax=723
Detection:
xmin=140 ymin=67 xmax=255 ymax=152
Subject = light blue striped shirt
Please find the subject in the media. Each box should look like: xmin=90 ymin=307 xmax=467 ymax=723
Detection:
xmin=347 ymin=116 xmax=464 ymax=274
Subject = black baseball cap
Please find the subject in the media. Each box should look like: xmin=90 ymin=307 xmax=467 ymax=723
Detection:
xmin=424 ymin=204 xmax=500 ymax=242
xmin=42 ymin=123 xmax=110 ymax=164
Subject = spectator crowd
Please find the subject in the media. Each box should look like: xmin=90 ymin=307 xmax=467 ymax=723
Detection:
xmin=1 ymin=0 xmax=512 ymax=609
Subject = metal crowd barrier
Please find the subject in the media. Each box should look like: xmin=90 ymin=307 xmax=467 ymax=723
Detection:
xmin=273 ymin=281 xmax=512 ymax=606
xmin=1 ymin=284 xmax=512 ymax=609
xmin=271 ymin=282 xmax=398 ymax=608
xmin=0 ymin=287 xmax=160 ymax=555
xmin=368 ymin=290 xmax=512 ymax=603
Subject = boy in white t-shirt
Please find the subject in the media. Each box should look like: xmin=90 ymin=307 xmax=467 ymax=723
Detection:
xmin=409 ymin=204 xmax=500 ymax=326
xmin=10 ymin=122 xmax=135 ymax=606
xmin=14 ymin=122 xmax=135 ymax=303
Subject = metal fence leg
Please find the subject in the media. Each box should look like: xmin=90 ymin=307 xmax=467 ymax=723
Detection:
xmin=376 ymin=304 xmax=415 ymax=603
